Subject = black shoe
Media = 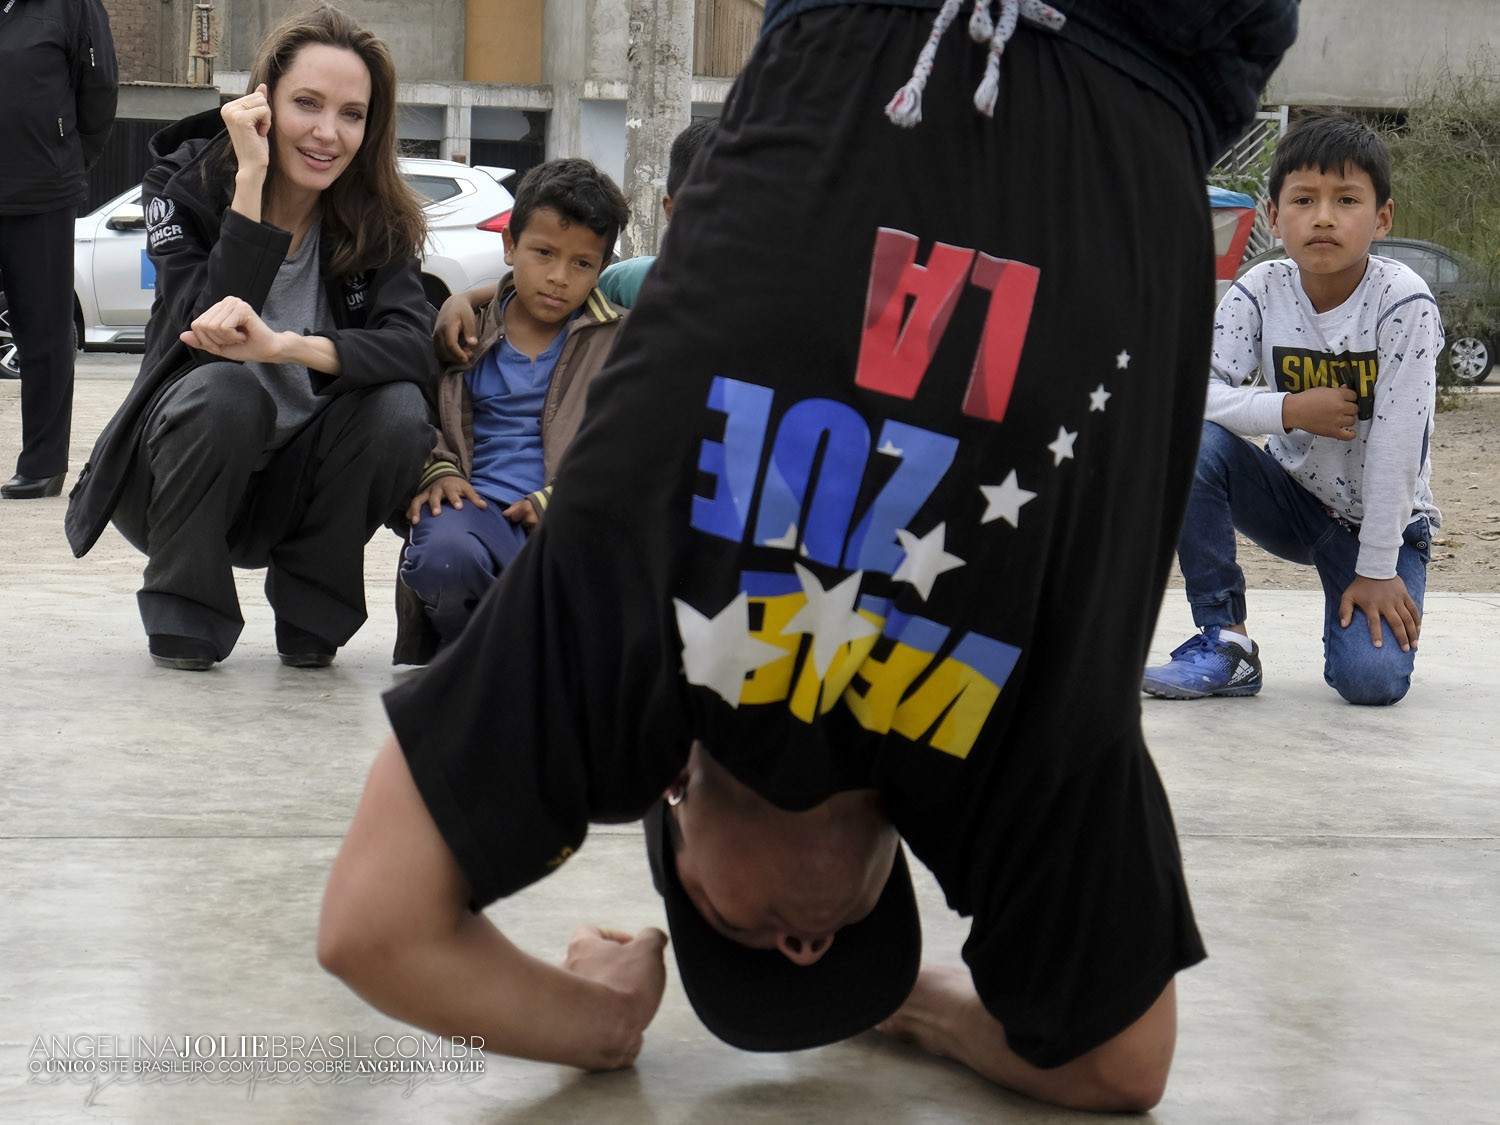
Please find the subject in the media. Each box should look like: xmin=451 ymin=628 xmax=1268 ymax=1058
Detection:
xmin=149 ymin=634 xmax=218 ymax=671
xmin=1 ymin=472 xmax=65 ymax=499
xmin=276 ymin=620 xmax=337 ymax=668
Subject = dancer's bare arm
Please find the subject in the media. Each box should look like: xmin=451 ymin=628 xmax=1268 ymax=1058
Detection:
xmin=319 ymin=736 xmax=668 ymax=1070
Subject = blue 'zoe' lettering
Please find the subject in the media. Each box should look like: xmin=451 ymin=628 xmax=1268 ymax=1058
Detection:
xmin=691 ymin=375 xmax=957 ymax=573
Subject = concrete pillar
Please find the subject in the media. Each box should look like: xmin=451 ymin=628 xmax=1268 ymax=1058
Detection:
xmin=543 ymin=0 xmax=588 ymax=161
xmin=443 ymin=98 xmax=473 ymax=163
xmin=620 ymin=0 xmax=692 ymax=259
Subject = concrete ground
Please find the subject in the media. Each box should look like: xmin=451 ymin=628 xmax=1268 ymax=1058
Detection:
xmin=2 ymin=358 xmax=1498 ymax=1124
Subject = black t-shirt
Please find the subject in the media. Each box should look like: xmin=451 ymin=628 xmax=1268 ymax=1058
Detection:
xmin=388 ymin=8 xmax=1207 ymax=1068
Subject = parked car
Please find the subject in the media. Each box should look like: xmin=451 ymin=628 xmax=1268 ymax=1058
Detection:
xmin=1236 ymin=236 xmax=1498 ymax=384
xmin=1209 ymin=185 xmax=1258 ymax=305
xmin=0 ymin=158 xmax=514 ymax=376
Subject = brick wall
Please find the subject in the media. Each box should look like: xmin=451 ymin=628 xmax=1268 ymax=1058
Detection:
xmin=105 ymin=0 xmax=168 ymax=84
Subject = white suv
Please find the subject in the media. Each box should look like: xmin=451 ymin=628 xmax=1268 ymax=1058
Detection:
xmin=0 ymin=157 xmax=514 ymax=374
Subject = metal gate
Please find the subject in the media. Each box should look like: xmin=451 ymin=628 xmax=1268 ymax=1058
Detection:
xmin=87 ymin=118 xmax=178 ymax=211
xmin=1210 ymin=107 xmax=1289 ymax=264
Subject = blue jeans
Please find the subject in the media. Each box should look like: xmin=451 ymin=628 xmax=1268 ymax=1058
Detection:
xmin=401 ymin=497 xmax=529 ymax=644
xmin=1178 ymin=422 xmax=1432 ymax=706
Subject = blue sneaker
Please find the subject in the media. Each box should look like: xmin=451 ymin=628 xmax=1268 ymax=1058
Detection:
xmin=1141 ymin=627 xmax=1262 ymax=699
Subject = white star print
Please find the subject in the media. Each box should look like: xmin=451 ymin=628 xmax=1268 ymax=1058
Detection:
xmin=980 ymin=470 xmax=1036 ymax=528
xmin=674 ymin=594 xmax=786 ymax=707
xmin=877 ymin=439 xmax=903 ymax=457
xmin=892 ymin=523 xmax=966 ymax=600
xmin=1047 ymin=426 xmax=1078 ymax=466
xmin=1116 ymin=349 xmax=1132 ymax=370
xmin=781 ymin=563 xmax=879 ymax=680
xmin=1089 ymin=383 xmax=1111 ymax=412
xmin=765 ymin=523 xmax=799 ymax=550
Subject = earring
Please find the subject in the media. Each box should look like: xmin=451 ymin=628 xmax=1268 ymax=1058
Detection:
xmin=666 ymin=786 xmax=685 ymax=807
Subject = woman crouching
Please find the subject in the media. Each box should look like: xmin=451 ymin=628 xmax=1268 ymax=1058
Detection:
xmin=67 ymin=4 xmax=434 ymax=670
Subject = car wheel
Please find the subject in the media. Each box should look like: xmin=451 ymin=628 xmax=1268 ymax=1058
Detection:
xmin=0 ymin=293 xmax=83 ymax=377
xmin=1444 ymin=334 xmax=1494 ymax=385
xmin=420 ymin=275 xmax=451 ymax=313
xmin=0 ymin=291 xmax=17 ymax=378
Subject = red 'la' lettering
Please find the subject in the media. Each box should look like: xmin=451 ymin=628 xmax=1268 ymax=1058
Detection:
xmin=963 ymin=252 xmax=1039 ymax=424
xmin=853 ymin=228 xmax=1039 ymax=424
xmin=853 ymin=229 xmax=973 ymax=401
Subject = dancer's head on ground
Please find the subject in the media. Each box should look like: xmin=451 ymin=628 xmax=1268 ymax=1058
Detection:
xmin=244 ymin=3 xmax=425 ymax=274
xmin=1267 ymin=110 xmax=1393 ymax=300
xmin=666 ymin=742 xmax=899 ymax=965
xmin=645 ymin=741 xmax=919 ymax=1051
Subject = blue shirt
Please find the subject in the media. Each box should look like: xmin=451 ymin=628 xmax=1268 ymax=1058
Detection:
xmin=467 ymin=304 xmax=571 ymax=505
xmin=599 ymin=255 xmax=656 ymax=309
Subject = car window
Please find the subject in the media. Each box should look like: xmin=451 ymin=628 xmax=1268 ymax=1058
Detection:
xmin=1436 ymin=254 xmax=1460 ymax=284
xmin=1384 ymin=244 xmax=1440 ymax=286
xmin=402 ymin=174 xmax=463 ymax=203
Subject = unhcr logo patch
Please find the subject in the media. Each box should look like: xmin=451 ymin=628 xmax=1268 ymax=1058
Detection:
xmin=146 ymin=197 xmax=176 ymax=228
xmin=146 ymin=196 xmax=184 ymax=251
xmin=344 ymin=277 xmax=369 ymax=311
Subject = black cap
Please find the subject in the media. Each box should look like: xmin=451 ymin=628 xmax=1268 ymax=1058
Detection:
xmin=643 ymin=800 xmax=921 ymax=1052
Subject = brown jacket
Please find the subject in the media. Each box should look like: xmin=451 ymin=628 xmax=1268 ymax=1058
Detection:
xmin=392 ymin=277 xmax=626 ymax=664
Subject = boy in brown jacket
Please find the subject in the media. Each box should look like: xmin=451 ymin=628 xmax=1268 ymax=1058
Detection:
xmin=394 ymin=159 xmax=629 ymax=663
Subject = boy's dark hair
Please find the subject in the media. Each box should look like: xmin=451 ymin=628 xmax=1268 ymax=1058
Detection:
xmin=1269 ymin=109 xmax=1392 ymax=207
xmin=509 ymin=158 xmax=630 ymax=264
xmin=666 ymin=117 xmax=719 ymax=199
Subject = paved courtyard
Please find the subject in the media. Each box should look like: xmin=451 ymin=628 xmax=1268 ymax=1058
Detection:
xmin=2 ymin=359 xmax=1497 ymax=1122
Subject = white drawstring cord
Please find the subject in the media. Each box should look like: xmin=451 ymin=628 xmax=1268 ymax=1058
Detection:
xmin=886 ymin=0 xmax=1068 ymax=128
xmin=883 ymin=0 xmax=965 ymax=128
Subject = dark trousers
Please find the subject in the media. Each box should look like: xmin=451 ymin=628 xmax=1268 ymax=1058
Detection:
xmin=1178 ymin=421 xmax=1431 ymax=705
xmin=401 ymin=496 xmax=530 ymax=644
xmin=0 ymin=207 xmax=78 ymax=478
xmin=111 ymin=363 xmax=431 ymax=659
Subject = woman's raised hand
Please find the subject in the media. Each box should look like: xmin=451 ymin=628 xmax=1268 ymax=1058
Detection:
xmin=221 ymin=84 xmax=273 ymax=177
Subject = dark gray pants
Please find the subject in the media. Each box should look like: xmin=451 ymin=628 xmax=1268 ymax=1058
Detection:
xmin=111 ymin=363 xmax=431 ymax=659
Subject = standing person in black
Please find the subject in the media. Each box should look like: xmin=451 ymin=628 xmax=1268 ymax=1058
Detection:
xmin=0 ymin=0 xmax=116 ymax=499
xmin=65 ymin=5 xmax=434 ymax=670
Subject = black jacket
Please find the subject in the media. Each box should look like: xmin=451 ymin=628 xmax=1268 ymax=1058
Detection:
xmin=0 ymin=0 xmax=117 ymax=213
xmin=65 ymin=109 xmax=437 ymax=556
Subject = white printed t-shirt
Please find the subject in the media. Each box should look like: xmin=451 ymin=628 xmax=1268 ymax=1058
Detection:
xmin=1205 ymin=254 xmax=1443 ymax=578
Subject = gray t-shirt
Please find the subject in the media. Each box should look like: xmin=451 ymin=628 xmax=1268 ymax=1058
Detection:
xmin=250 ymin=220 xmax=335 ymax=454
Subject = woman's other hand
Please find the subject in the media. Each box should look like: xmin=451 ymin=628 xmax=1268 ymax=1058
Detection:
xmin=180 ymin=296 xmax=284 ymax=362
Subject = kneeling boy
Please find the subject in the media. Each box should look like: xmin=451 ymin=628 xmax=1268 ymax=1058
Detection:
xmin=1144 ymin=110 xmax=1442 ymax=706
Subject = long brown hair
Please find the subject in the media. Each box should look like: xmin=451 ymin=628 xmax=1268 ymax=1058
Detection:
xmin=245 ymin=4 xmax=426 ymax=278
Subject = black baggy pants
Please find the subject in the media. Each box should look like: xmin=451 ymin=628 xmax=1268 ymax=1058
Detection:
xmin=111 ymin=362 xmax=431 ymax=659
xmin=0 ymin=206 xmax=79 ymax=478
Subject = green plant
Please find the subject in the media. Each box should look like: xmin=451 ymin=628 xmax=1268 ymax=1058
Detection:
xmin=1385 ymin=51 xmax=1500 ymax=263
xmin=1383 ymin=51 xmax=1500 ymax=401
xmin=1209 ymin=128 xmax=1278 ymax=201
